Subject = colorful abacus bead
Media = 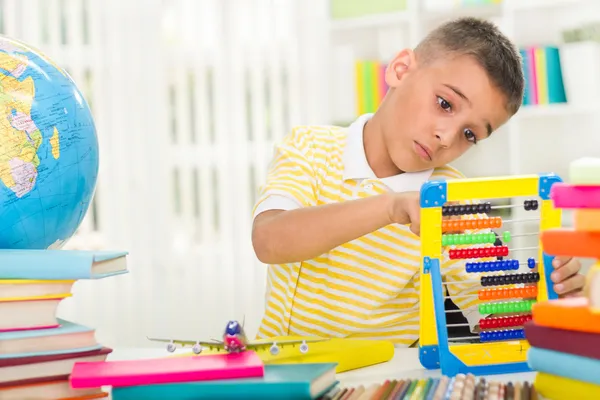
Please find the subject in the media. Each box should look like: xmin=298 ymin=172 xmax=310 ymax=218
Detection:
xmin=441 ymin=216 xmax=502 ymax=233
xmin=478 ymin=314 xmax=532 ymax=330
xmin=480 ymin=272 xmax=540 ymax=286
xmin=442 ymin=203 xmax=491 ymax=216
xmin=528 ymin=257 xmax=536 ymax=268
xmin=478 ymin=299 xmax=536 ymax=314
xmin=448 ymin=245 xmax=509 ymax=259
xmin=524 ymin=199 xmax=539 ymax=211
xmin=480 ymin=328 xmax=525 ymax=342
xmin=478 ymin=286 xmax=537 ymax=301
xmin=465 ymin=259 xmax=519 ymax=273
xmin=442 ymin=232 xmax=497 ymax=246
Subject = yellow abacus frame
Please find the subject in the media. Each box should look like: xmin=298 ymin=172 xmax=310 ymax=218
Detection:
xmin=418 ymin=174 xmax=562 ymax=376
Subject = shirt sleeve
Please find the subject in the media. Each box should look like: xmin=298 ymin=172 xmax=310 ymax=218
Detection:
xmin=252 ymin=128 xmax=318 ymax=219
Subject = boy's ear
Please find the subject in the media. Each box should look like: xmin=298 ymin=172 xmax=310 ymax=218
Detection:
xmin=385 ymin=48 xmax=417 ymax=87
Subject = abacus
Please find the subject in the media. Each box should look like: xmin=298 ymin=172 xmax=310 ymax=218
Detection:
xmin=418 ymin=174 xmax=563 ymax=376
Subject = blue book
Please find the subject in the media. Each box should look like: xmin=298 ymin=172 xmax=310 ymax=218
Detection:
xmin=520 ymin=48 xmax=531 ymax=105
xmin=544 ymin=46 xmax=567 ymax=104
xmin=0 ymin=249 xmax=128 ymax=279
xmin=0 ymin=318 xmax=101 ymax=359
xmin=111 ymin=363 xmax=338 ymax=400
xmin=528 ymin=346 xmax=600 ymax=386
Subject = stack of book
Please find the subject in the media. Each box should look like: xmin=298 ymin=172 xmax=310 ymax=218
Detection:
xmin=68 ymin=350 xmax=338 ymax=399
xmin=524 ymin=157 xmax=600 ymax=399
xmin=0 ymin=249 xmax=128 ymax=399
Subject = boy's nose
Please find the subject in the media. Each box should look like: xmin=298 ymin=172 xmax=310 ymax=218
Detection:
xmin=435 ymin=131 xmax=454 ymax=148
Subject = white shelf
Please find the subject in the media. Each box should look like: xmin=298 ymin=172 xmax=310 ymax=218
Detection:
xmin=422 ymin=3 xmax=503 ymax=22
xmin=516 ymin=103 xmax=600 ymax=118
xmin=506 ymin=0 xmax=592 ymax=12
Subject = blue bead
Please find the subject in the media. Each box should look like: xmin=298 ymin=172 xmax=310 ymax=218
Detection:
xmin=512 ymin=260 xmax=519 ymax=270
xmin=528 ymin=257 xmax=535 ymax=268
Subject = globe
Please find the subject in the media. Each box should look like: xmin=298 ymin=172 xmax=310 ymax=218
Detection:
xmin=0 ymin=36 xmax=99 ymax=249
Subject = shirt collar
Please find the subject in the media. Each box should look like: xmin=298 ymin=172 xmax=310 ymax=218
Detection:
xmin=342 ymin=114 xmax=434 ymax=192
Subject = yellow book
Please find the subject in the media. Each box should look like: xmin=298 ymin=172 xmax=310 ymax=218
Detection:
xmin=355 ymin=60 xmax=366 ymax=116
xmin=176 ymin=336 xmax=395 ymax=373
xmin=535 ymin=372 xmax=600 ymax=400
xmin=0 ymin=279 xmax=75 ymax=300
xmin=534 ymin=47 xmax=548 ymax=104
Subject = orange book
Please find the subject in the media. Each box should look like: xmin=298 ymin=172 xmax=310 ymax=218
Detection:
xmin=541 ymin=229 xmax=600 ymax=258
xmin=532 ymin=297 xmax=600 ymax=334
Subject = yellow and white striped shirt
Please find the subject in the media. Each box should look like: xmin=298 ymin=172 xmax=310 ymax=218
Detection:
xmin=253 ymin=114 xmax=483 ymax=346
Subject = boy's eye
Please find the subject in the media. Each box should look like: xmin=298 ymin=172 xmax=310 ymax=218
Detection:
xmin=437 ymin=96 xmax=452 ymax=112
xmin=464 ymin=129 xmax=477 ymax=144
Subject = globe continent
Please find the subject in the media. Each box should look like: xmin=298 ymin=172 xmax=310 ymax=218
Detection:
xmin=0 ymin=36 xmax=99 ymax=249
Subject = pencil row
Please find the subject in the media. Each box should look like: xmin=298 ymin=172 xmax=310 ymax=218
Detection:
xmin=321 ymin=374 xmax=538 ymax=400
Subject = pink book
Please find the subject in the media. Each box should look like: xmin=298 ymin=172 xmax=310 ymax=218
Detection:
xmin=70 ymin=350 xmax=264 ymax=388
xmin=527 ymin=46 xmax=538 ymax=105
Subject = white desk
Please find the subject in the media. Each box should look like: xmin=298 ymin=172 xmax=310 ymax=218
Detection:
xmin=107 ymin=347 xmax=536 ymax=388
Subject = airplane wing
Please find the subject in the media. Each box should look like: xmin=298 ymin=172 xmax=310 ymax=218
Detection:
xmin=245 ymin=337 xmax=329 ymax=351
xmin=146 ymin=336 xmax=226 ymax=351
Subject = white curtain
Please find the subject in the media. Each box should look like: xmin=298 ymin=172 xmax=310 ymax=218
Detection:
xmin=0 ymin=0 xmax=330 ymax=348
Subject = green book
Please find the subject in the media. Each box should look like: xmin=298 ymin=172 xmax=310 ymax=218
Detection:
xmin=111 ymin=362 xmax=338 ymax=400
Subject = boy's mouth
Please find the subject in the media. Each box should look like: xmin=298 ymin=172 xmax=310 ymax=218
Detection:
xmin=413 ymin=141 xmax=432 ymax=161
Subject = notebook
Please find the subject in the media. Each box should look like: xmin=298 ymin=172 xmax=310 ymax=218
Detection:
xmin=70 ymin=350 xmax=264 ymax=388
xmin=0 ymin=249 xmax=128 ymax=279
xmin=524 ymin=320 xmax=600 ymax=360
xmin=527 ymin=347 xmax=600 ymax=386
xmin=111 ymin=362 xmax=338 ymax=400
xmin=0 ymin=347 xmax=112 ymax=385
xmin=0 ymin=374 xmax=106 ymax=400
xmin=0 ymin=296 xmax=66 ymax=332
xmin=534 ymin=372 xmax=600 ymax=400
xmin=0 ymin=279 xmax=75 ymax=300
xmin=531 ymin=296 xmax=600 ymax=334
xmin=0 ymin=318 xmax=100 ymax=358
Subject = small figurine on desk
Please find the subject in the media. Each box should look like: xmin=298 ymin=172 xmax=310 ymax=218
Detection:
xmin=147 ymin=319 xmax=328 ymax=356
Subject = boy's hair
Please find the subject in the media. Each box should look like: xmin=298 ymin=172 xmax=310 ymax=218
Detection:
xmin=415 ymin=17 xmax=524 ymax=115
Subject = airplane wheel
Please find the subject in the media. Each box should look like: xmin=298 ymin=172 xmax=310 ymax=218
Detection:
xmin=299 ymin=341 xmax=309 ymax=354
xmin=167 ymin=342 xmax=176 ymax=353
xmin=269 ymin=343 xmax=280 ymax=356
xmin=192 ymin=343 xmax=202 ymax=354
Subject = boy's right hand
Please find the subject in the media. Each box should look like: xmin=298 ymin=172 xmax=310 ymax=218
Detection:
xmin=387 ymin=191 xmax=422 ymax=236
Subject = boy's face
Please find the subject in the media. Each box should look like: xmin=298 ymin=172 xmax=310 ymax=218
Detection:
xmin=380 ymin=49 xmax=512 ymax=173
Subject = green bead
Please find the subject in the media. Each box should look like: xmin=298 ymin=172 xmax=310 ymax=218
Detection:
xmin=488 ymin=233 xmax=495 ymax=243
xmin=503 ymin=231 xmax=511 ymax=243
xmin=448 ymin=235 xmax=455 ymax=245
xmin=442 ymin=235 xmax=448 ymax=246
xmin=476 ymin=233 xmax=484 ymax=244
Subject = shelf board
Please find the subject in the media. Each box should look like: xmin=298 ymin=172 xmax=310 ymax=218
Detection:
xmin=329 ymin=11 xmax=413 ymax=31
xmin=506 ymin=0 xmax=591 ymax=12
xmin=516 ymin=103 xmax=600 ymax=118
xmin=422 ymin=3 xmax=503 ymax=22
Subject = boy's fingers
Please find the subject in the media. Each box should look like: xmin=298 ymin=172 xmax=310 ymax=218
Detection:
xmin=551 ymin=258 xmax=581 ymax=283
xmin=552 ymin=255 xmax=571 ymax=268
xmin=554 ymin=273 xmax=586 ymax=295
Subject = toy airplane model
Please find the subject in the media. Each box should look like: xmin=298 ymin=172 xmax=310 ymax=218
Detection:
xmin=147 ymin=319 xmax=328 ymax=356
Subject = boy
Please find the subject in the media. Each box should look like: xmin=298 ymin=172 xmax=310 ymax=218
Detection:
xmin=251 ymin=17 xmax=585 ymax=346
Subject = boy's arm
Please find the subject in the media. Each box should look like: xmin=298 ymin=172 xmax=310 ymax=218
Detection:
xmin=252 ymin=128 xmax=405 ymax=265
